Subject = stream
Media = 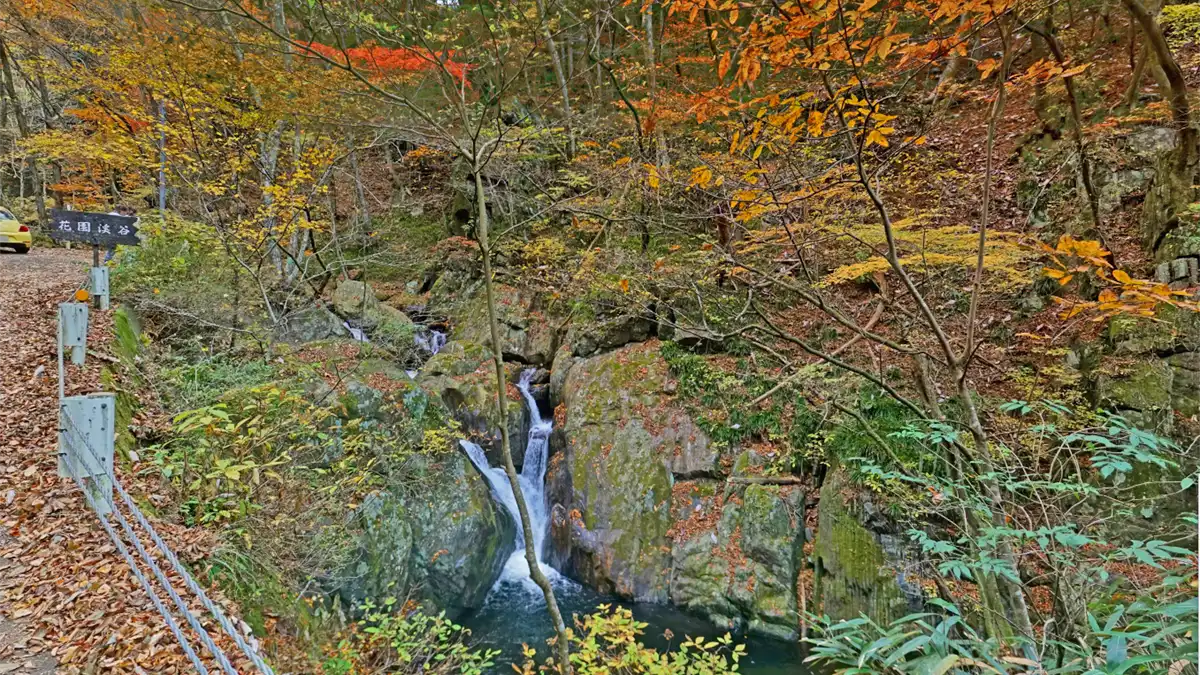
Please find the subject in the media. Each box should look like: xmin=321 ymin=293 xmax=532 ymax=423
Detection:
xmin=459 ymin=370 xmax=810 ymax=674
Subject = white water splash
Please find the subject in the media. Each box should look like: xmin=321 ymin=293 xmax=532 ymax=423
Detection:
xmin=460 ymin=369 xmax=563 ymax=592
xmin=416 ymin=328 xmax=447 ymax=355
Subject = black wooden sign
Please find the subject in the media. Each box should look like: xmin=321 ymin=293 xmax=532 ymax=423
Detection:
xmin=48 ymin=209 xmax=140 ymax=246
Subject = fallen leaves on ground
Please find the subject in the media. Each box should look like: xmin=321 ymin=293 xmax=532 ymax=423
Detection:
xmin=0 ymin=249 xmax=273 ymax=673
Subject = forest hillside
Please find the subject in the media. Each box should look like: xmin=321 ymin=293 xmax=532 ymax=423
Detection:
xmin=0 ymin=0 xmax=1196 ymax=673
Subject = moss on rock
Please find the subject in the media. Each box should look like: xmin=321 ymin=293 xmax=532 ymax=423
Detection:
xmin=813 ymin=466 xmax=912 ymax=623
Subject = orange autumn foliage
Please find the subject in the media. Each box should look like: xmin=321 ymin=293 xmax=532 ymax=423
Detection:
xmin=299 ymin=41 xmax=470 ymax=83
xmin=1043 ymin=235 xmax=1200 ymax=321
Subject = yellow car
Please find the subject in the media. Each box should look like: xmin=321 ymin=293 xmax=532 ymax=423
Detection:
xmin=0 ymin=207 xmax=31 ymax=253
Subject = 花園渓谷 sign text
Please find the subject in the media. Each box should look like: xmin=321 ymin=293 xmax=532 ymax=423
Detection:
xmin=48 ymin=209 xmax=140 ymax=246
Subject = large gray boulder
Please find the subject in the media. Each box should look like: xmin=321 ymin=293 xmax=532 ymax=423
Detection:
xmin=340 ymin=452 xmax=515 ymax=619
xmin=273 ymin=305 xmax=349 ymax=344
xmin=450 ymin=285 xmax=559 ymax=365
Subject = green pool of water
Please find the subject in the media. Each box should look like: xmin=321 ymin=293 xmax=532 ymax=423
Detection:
xmin=460 ymin=579 xmax=809 ymax=674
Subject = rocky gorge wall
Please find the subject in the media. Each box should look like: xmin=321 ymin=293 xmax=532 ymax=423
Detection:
xmin=316 ymin=275 xmax=912 ymax=642
xmin=252 ymin=123 xmax=1197 ymax=640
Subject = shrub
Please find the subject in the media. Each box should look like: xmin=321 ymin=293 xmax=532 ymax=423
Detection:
xmin=517 ymin=605 xmax=744 ymax=675
xmin=1162 ymin=4 xmax=1200 ymax=49
xmin=322 ymin=599 xmax=498 ymax=675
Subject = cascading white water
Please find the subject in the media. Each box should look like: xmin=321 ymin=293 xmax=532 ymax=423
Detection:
xmin=460 ymin=368 xmax=560 ymax=591
xmin=343 ymin=321 xmax=368 ymax=342
xmin=408 ymin=328 xmax=447 ymax=379
xmin=416 ymin=328 xmax=447 ymax=355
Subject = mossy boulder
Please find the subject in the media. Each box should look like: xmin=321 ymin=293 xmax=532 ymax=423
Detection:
xmin=450 ymin=284 xmax=559 ymax=365
xmin=273 ymin=305 xmax=349 ymax=344
xmin=332 ymin=279 xmax=417 ymax=352
xmin=813 ymin=466 xmax=921 ymax=623
xmin=342 ymin=452 xmax=515 ymax=618
xmin=1168 ymin=352 xmax=1200 ymax=418
xmin=552 ymin=342 xmax=680 ymax=601
xmin=333 ymin=279 xmax=380 ymax=318
xmin=1108 ymin=308 xmax=1200 ymax=356
xmin=337 ymin=359 xmax=415 ymax=422
xmin=404 ymin=453 xmax=516 ymax=614
xmin=565 ymin=311 xmax=655 ymax=357
xmin=1096 ymin=360 xmax=1176 ymax=433
xmin=419 ymin=340 xmax=528 ymax=467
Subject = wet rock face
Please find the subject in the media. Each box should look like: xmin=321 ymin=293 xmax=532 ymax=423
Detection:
xmin=419 ymin=341 xmax=529 ymax=468
xmin=812 ymin=466 xmax=922 ymax=624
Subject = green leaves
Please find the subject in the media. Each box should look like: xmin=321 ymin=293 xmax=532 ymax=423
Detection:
xmin=1115 ymin=540 xmax=1194 ymax=570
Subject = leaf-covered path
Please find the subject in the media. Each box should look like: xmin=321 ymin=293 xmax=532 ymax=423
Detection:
xmin=0 ymin=248 xmax=261 ymax=673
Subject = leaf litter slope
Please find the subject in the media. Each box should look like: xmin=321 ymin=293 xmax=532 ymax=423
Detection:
xmin=0 ymin=248 xmax=263 ymax=673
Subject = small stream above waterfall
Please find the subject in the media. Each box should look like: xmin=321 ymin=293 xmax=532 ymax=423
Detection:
xmin=416 ymin=328 xmax=447 ymax=355
xmin=457 ymin=368 xmax=809 ymax=674
xmin=408 ymin=328 xmax=446 ymax=378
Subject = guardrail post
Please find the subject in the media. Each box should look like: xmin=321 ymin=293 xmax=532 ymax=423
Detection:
xmin=58 ymin=393 xmax=115 ymax=515
xmin=59 ymin=302 xmax=88 ymax=366
xmin=90 ymin=267 xmax=110 ymax=310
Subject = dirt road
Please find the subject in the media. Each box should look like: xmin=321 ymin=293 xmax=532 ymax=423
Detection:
xmin=0 ymin=248 xmax=258 ymax=673
xmin=0 ymin=248 xmax=91 ymax=673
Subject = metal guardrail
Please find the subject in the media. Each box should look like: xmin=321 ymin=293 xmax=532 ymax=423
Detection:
xmin=56 ymin=297 xmax=275 ymax=675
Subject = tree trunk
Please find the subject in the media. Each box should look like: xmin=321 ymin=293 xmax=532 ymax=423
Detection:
xmin=473 ymin=167 xmax=572 ymax=675
xmin=535 ymin=0 xmax=575 ymax=158
xmin=0 ymin=38 xmax=44 ymax=223
xmin=350 ymin=139 xmax=370 ymax=242
xmin=644 ymin=3 xmax=668 ymax=168
xmin=1036 ymin=22 xmax=1104 ymax=243
xmin=1123 ymin=0 xmax=1197 ymax=171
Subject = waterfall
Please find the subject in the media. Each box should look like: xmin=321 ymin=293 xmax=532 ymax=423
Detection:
xmin=408 ymin=328 xmax=446 ymax=379
xmin=460 ymin=368 xmax=560 ymax=591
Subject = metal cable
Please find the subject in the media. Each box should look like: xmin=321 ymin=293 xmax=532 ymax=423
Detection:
xmin=61 ymin=413 xmax=235 ymax=674
xmin=110 ymin=474 xmax=276 ymax=675
xmin=58 ymin=446 xmax=211 ymax=674
xmin=57 ymin=295 xmax=276 ymax=675
xmin=62 ymin=407 xmax=275 ymax=674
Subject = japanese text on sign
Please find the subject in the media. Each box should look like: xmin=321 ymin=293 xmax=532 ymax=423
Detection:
xmin=48 ymin=209 xmax=140 ymax=246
